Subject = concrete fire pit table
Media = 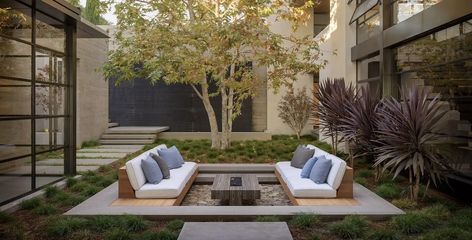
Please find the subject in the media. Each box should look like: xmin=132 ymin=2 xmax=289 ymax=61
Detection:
xmin=211 ymin=174 xmax=261 ymax=205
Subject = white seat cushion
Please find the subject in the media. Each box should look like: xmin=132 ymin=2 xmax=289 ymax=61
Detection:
xmin=306 ymin=144 xmax=347 ymax=190
xmin=126 ymin=144 xmax=167 ymax=191
xmin=135 ymin=162 xmax=197 ymax=198
xmin=276 ymin=161 xmax=336 ymax=198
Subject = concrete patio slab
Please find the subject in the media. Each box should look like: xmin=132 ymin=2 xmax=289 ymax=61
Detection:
xmin=65 ymin=181 xmax=404 ymax=220
xmin=5 ymin=165 xmax=99 ymax=175
xmin=178 ymin=222 xmax=293 ymax=240
xmin=76 ymin=152 xmax=127 ymax=158
xmin=77 ymin=148 xmax=137 ymax=153
xmin=37 ymin=158 xmax=118 ymax=166
xmin=97 ymin=145 xmax=144 ymax=150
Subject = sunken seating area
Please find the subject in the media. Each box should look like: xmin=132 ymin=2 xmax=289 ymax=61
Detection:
xmin=118 ymin=144 xmax=198 ymax=205
xmin=275 ymin=144 xmax=353 ymax=205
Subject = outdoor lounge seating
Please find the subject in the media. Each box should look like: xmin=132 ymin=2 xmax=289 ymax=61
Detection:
xmin=118 ymin=144 xmax=198 ymax=205
xmin=275 ymin=144 xmax=353 ymax=205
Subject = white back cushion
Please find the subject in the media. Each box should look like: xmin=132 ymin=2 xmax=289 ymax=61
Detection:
xmin=126 ymin=144 xmax=167 ymax=190
xmin=306 ymin=144 xmax=347 ymax=190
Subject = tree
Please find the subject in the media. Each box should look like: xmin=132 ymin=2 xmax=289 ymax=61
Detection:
xmin=103 ymin=0 xmax=323 ymax=149
xmin=66 ymin=0 xmax=80 ymax=7
xmin=278 ymin=86 xmax=311 ymax=139
xmin=374 ymin=87 xmax=448 ymax=201
xmin=83 ymin=0 xmax=108 ymax=25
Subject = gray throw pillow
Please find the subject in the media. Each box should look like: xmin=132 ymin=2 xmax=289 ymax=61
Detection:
xmin=150 ymin=153 xmax=170 ymax=179
xmin=309 ymin=157 xmax=332 ymax=184
xmin=141 ymin=155 xmax=163 ymax=184
xmin=290 ymin=145 xmax=315 ymax=168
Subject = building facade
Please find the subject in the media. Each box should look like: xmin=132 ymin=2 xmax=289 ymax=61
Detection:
xmin=315 ymin=0 xmax=472 ymax=186
xmin=0 ymin=0 xmax=107 ymax=205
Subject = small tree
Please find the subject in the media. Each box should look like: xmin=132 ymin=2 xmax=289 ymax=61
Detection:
xmin=278 ymin=87 xmax=311 ymax=139
xmin=374 ymin=86 xmax=447 ymax=201
xmin=83 ymin=0 xmax=108 ymax=25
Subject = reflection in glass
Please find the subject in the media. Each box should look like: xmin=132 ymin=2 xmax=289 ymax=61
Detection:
xmin=35 ymin=118 xmax=64 ymax=152
xmin=36 ymin=149 xmax=64 ymax=186
xmin=0 ymin=37 xmax=31 ymax=80
xmin=357 ymin=5 xmax=380 ymax=43
xmin=36 ymin=48 xmax=65 ymax=84
xmin=0 ymin=0 xmax=32 ymax=41
xmin=392 ymin=0 xmax=442 ymax=25
xmin=0 ymin=156 xmax=32 ymax=204
xmin=35 ymin=12 xmax=65 ymax=53
xmin=0 ymin=120 xmax=31 ymax=161
xmin=394 ymin=19 xmax=472 ymax=178
xmin=0 ymin=78 xmax=31 ymax=116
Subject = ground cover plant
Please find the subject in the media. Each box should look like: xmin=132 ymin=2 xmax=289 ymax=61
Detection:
xmin=0 ymin=136 xmax=470 ymax=240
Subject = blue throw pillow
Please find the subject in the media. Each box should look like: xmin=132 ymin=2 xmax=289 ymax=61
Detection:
xmin=309 ymin=157 xmax=332 ymax=184
xmin=141 ymin=155 xmax=163 ymax=184
xmin=157 ymin=146 xmax=184 ymax=169
xmin=300 ymin=156 xmax=318 ymax=178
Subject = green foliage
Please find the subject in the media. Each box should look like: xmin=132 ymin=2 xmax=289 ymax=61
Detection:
xmin=33 ymin=204 xmax=58 ymax=215
xmin=70 ymin=182 xmax=91 ymax=194
xmin=0 ymin=223 xmax=26 ymax=240
xmin=120 ymin=215 xmax=149 ymax=232
xmin=290 ymin=214 xmax=320 ymax=229
xmin=392 ymin=212 xmax=438 ymax=234
xmin=20 ymin=197 xmax=42 ymax=210
xmin=421 ymin=204 xmax=450 ymax=219
xmin=104 ymin=228 xmax=133 ymax=240
xmin=47 ymin=217 xmax=89 ymax=237
xmin=278 ymin=87 xmax=312 ymax=139
xmin=356 ymin=169 xmax=374 ymax=178
xmin=368 ymin=229 xmax=401 ymax=240
xmin=354 ymin=176 xmax=367 ymax=186
xmin=66 ymin=177 xmax=79 ymax=187
xmin=310 ymin=234 xmax=321 ymax=240
xmin=0 ymin=211 xmax=15 ymax=223
xmin=89 ymin=216 xmax=123 ymax=232
xmin=448 ymin=208 xmax=472 ymax=231
xmin=420 ymin=227 xmax=472 ymax=240
xmin=166 ymin=219 xmax=184 ymax=232
xmin=329 ymin=215 xmax=368 ymax=239
xmin=391 ymin=198 xmax=418 ymax=210
xmin=375 ymin=183 xmax=402 ymax=199
xmin=44 ymin=186 xmax=61 ymax=198
xmin=140 ymin=230 xmax=177 ymax=240
xmin=70 ymin=230 xmax=95 ymax=240
xmin=81 ymin=140 xmax=99 ymax=148
xmin=255 ymin=216 xmax=280 ymax=222
xmin=50 ymin=191 xmax=86 ymax=206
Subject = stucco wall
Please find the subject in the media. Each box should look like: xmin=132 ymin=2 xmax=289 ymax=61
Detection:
xmin=265 ymin=9 xmax=315 ymax=136
xmin=76 ymin=38 xmax=109 ymax=147
xmin=316 ymin=0 xmax=357 ymax=144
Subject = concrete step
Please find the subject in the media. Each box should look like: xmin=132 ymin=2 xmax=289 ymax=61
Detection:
xmin=104 ymin=126 xmax=169 ymax=134
xmin=99 ymin=139 xmax=154 ymax=145
xmin=101 ymin=134 xmax=156 ymax=139
xmin=76 ymin=152 xmax=128 ymax=158
xmin=77 ymin=148 xmax=137 ymax=153
xmin=98 ymin=145 xmax=144 ymax=150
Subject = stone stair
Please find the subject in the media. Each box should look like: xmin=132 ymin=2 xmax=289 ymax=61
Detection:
xmin=99 ymin=126 xmax=169 ymax=145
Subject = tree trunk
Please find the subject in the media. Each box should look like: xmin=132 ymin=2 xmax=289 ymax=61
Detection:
xmin=191 ymin=82 xmax=220 ymax=149
xmin=221 ymin=85 xmax=230 ymax=149
xmin=413 ymin=171 xmax=420 ymax=201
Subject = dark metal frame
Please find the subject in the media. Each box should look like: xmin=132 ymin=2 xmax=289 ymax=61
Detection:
xmin=0 ymin=0 xmax=77 ymax=205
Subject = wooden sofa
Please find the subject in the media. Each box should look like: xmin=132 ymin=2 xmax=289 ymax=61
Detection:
xmin=118 ymin=144 xmax=198 ymax=206
xmin=275 ymin=144 xmax=353 ymax=206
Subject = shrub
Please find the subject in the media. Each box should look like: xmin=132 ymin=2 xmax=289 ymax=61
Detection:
xmin=255 ymin=216 xmax=280 ymax=222
xmin=448 ymin=208 xmax=472 ymax=231
xmin=421 ymin=204 xmax=450 ymax=219
xmin=368 ymin=228 xmax=401 ymax=240
xmin=375 ymin=183 xmax=402 ymax=199
xmin=420 ymin=227 xmax=472 ymax=240
xmin=120 ymin=215 xmax=149 ymax=232
xmin=391 ymin=198 xmax=418 ymax=210
xmin=356 ymin=169 xmax=374 ymax=178
xmin=104 ymin=229 xmax=133 ymax=240
xmin=97 ymin=177 xmax=115 ymax=188
xmin=54 ymin=192 xmax=86 ymax=206
xmin=166 ymin=219 xmax=184 ymax=232
xmin=70 ymin=230 xmax=95 ymax=240
xmin=81 ymin=140 xmax=99 ymax=148
xmin=44 ymin=186 xmax=61 ymax=198
xmin=354 ymin=177 xmax=367 ymax=186
xmin=278 ymin=87 xmax=311 ymax=139
xmin=20 ymin=197 xmax=42 ymax=210
xmin=81 ymin=185 xmax=101 ymax=196
xmin=1 ymin=224 xmax=26 ymax=240
xmin=89 ymin=216 xmax=123 ymax=232
xmin=66 ymin=177 xmax=78 ymax=187
xmin=33 ymin=204 xmax=58 ymax=215
xmin=70 ymin=182 xmax=90 ymax=193
xmin=392 ymin=212 xmax=437 ymax=234
xmin=329 ymin=215 xmax=368 ymax=239
xmin=290 ymin=214 xmax=320 ymax=229
xmin=0 ymin=211 xmax=15 ymax=224
xmin=310 ymin=234 xmax=321 ymax=240
xmin=47 ymin=217 xmax=89 ymax=237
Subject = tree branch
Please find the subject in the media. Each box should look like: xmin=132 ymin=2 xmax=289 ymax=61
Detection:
xmin=191 ymin=84 xmax=203 ymax=100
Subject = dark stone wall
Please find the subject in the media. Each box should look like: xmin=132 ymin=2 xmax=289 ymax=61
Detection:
xmin=109 ymin=78 xmax=252 ymax=132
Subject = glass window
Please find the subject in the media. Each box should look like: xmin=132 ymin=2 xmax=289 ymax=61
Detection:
xmin=357 ymin=5 xmax=380 ymax=43
xmin=35 ymin=12 xmax=65 ymax=53
xmin=0 ymin=78 xmax=31 ymax=116
xmin=391 ymin=0 xmax=442 ymax=25
xmin=0 ymin=0 xmax=32 ymax=42
xmin=36 ymin=149 xmax=64 ymax=185
xmin=314 ymin=13 xmax=329 ymax=37
xmin=0 ymin=37 xmax=32 ymax=80
xmin=394 ymin=19 xmax=472 ymax=178
xmin=35 ymin=118 xmax=64 ymax=152
xmin=0 ymin=120 xmax=31 ymax=162
xmin=35 ymin=84 xmax=65 ymax=116
xmin=0 ymin=156 xmax=32 ymax=204
xmin=35 ymin=48 xmax=65 ymax=84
